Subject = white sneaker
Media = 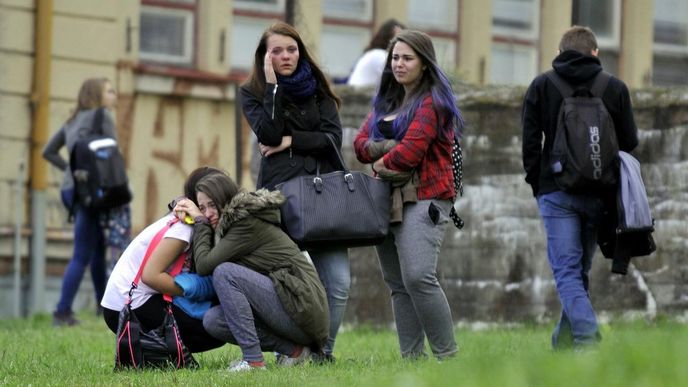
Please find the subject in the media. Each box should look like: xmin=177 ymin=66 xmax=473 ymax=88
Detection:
xmin=227 ymin=359 xmax=266 ymax=372
xmin=276 ymin=346 xmax=311 ymax=367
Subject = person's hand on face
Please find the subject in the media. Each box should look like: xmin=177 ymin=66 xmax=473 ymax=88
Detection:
xmin=264 ymin=34 xmax=300 ymax=85
xmin=173 ymin=199 xmax=203 ymax=220
xmin=264 ymin=51 xmax=277 ymax=84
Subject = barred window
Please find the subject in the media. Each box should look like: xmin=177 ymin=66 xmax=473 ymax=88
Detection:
xmin=139 ymin=1 xmax=196 ymax=66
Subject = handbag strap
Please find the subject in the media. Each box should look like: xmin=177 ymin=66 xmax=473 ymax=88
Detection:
xmin=321 ymin=133 xmax=349 ymax=174
xmin=127 ymin=217 xmax=188 ymax=304
xmin=92 ymin=107 xmax=105 ymax=136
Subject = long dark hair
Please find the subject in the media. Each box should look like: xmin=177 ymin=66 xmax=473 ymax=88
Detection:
xmin=169 ymin=166 xmax=228 ymax=211
xmin=365 ymin=19 xmax=405 ymax=52
xmin=195 ymin=173 xmax=241 ymax=211
xmin=370 ymin=30 xmax=463 ymax=141
xmin=185 ymin=167 xmax=226 ymax=204
xmin=243 ymin=21 xmax=341 ymax=108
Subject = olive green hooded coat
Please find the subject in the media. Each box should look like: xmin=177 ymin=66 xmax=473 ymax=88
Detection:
xmin=192 ymin=189 xmax=329 ymax=348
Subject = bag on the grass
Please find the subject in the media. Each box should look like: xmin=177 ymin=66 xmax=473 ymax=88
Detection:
xmin=114 ymin=218 xmax=198 ymax=370
xmin=114 ymin=302 xmax=197 ymax=370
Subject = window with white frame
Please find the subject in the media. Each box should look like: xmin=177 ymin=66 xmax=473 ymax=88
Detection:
xmin=233 ymin=0 xmax=285 ymax=13
xmin=322 ymin=0 xmax=372 ymax=21
xmin=653 ymin=0 xmax=688 ymax=51
xmin=490 ymin=43 xmax=537 ymax=85
xmin=230 ymin=17 xmax=274 ymax=71
xmin=408 ymin=0 xmax=458 ymax=32
xmin=321 ymin=25 xmax=370 ymax=78
xmin=492 ymin=0 xmax=539 ymax=40
xmin=572 ymin=0 xmax=620 ymax=49
xmin=139 ymin=4 xmax=195 ymax=65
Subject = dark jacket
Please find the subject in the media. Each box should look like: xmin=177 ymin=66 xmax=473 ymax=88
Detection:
xmin=521 ymin=50 xmax=639 ymax=197
xmin=240 ymin=84 xmax=343 ymax=190
xmin=598 ymin=152 xmax=656 ymax=274
xmin=192 ymin=189 xmax=330 ymax=347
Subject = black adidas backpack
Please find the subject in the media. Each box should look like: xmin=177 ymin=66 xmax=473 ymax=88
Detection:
xmin=546 ymin=70 xmax=620 ymax=193
xmin=69 ymin=108 xmax=132 ymax=212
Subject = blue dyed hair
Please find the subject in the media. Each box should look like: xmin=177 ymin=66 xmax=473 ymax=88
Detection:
xmin=369 ymin=30 xmax=464 ymax=141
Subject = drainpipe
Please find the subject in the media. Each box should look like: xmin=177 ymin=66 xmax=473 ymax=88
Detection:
xmin=29 ymin=0 xmax=53 ymax=315
xmin=13 ymin=160 xmax=25 ymax=317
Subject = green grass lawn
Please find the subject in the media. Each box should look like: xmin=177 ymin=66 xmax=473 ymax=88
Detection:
xmin=1 ymin=312 xmax=686 ymax=386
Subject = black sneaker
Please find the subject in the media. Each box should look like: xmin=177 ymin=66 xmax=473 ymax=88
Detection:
xmin=52 ymin=311 xmax=80 ymax=327
xmin=311 ymin=352 xmax=336 ymax=364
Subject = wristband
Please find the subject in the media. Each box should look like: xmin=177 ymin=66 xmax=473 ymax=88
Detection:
xmin=193 ymin=215 xmax=211 ymax=225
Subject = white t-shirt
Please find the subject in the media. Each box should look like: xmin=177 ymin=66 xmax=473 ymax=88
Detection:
xmin=101 ymin=213 xmax=193 ymax=311
xmin=347 ymin=49 xmax=388 ymax=87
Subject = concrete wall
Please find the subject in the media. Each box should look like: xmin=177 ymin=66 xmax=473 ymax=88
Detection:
xmin=336 ymin=84 xmax=688 ymax=325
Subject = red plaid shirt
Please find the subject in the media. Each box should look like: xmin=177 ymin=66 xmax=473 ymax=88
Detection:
xmin=354 ymin=95 xmax=455 ymax=200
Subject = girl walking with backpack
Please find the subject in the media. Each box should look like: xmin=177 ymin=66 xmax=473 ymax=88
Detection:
xmin=43 ymin=77 xmax=120 ymax=326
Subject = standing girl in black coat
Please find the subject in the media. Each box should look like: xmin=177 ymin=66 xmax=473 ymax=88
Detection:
xmin=240 ymin=22 xmax=348 ymax=362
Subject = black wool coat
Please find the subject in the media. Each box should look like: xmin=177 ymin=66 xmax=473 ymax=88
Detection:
xmin=241 ymin=84 xmax=343 ymax=190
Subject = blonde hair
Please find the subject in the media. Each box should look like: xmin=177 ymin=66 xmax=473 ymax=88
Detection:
xmin=67 ymin=77 xmax=110 ymax=123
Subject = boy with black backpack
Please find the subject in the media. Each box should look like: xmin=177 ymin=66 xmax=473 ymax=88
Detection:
xmin=521 ymin=26 xmax=639 ymax=350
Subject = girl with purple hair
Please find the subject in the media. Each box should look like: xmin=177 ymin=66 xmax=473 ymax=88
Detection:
xmin=354 ymin=30 xmax=463 ymax=360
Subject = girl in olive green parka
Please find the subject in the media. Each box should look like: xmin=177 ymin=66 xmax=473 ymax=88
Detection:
xmin=174 ymin=173 xmax=328 ymax=371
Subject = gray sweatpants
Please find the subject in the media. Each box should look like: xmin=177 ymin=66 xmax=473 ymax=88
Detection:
xmin=203 ymin=262 xmax=311 ymax=362
xmin=376 ymin=199 xmax=458 ymax=359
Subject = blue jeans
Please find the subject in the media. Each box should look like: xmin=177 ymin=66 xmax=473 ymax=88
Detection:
xmin=56 ymin=207 xmax=106 ymax=313
xmin=308 ymin=247 xmax=350 ymax=356
xmin=537 ymin=191 xmax=603 ymax=349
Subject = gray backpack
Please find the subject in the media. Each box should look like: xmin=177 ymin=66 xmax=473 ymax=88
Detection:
xmin=546 ymin=70 xmax=619 ymax=193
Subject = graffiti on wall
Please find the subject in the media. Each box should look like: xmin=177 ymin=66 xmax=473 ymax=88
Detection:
xmin=119 ymin=94 xmax=229 ymax=231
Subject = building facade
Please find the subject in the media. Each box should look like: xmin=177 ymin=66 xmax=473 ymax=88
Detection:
xmin=0 ymin=0 xmax=686 ymax=317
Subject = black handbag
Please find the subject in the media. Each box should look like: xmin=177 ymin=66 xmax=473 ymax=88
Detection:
xmin=114 ymin=219 xmax=198 ymax=370
xmin=115 ymin=302 xmax=198 ymax=370
xmin=276 ymin=135 xmax=391 ymax=248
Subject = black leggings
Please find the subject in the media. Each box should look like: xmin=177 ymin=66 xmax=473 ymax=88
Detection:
xmin=103 ymin=294 xmax=223 ymax=353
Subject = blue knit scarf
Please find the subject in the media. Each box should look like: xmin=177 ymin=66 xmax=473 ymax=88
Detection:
xmin=277 ymin=60 xmax=317 ymax=100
